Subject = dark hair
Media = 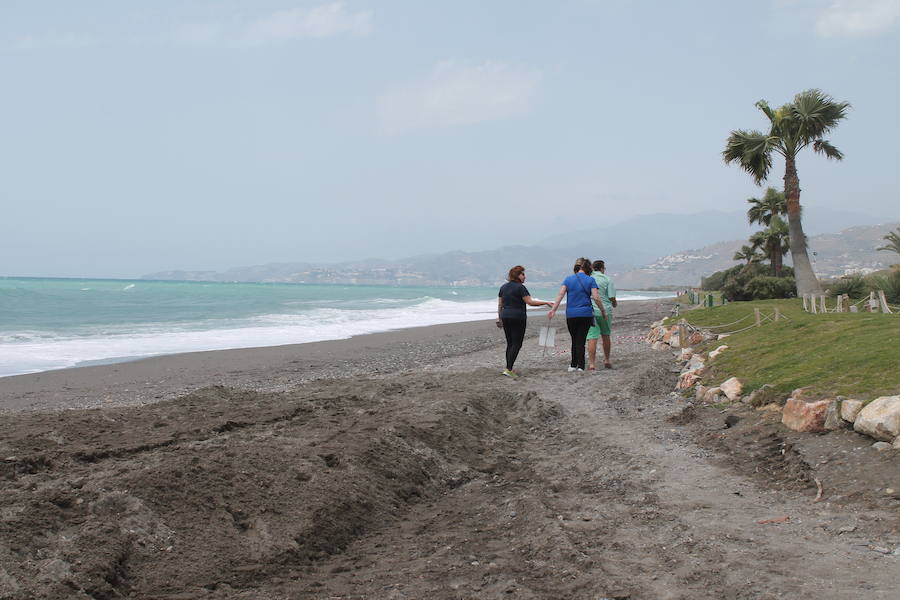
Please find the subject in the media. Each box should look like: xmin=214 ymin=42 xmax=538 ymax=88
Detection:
xmin=576 ymin=257 xmax=593 ymax=275
xmin=592 ymin=260 xmax=605 ymax=272
xmin=508 ymin=265 xmax=525 ymax=281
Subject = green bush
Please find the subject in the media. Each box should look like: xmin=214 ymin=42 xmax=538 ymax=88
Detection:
xmin=745 ymin=276 xmax=797 ymax=300
xmin=827 ymin=274 xmax=867 ymax=298
xmin=869 ymin=269 xmax=900 ymax=304
xmin=718 ymin=264 xmax=796 ymax=301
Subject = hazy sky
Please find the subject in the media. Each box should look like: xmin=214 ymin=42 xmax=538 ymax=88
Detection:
xmin=2 ymin=0 xmax=898 ymax=278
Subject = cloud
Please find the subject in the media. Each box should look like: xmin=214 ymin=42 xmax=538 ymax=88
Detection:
xmin=378 ymin=60 xmax=542 ymax=134
xmin=241 ymin=2 xmax=373 ymax=45
xmin=815 ymin=0 xmax=900 ymax=37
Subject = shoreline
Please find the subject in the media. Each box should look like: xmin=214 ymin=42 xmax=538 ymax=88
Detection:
xmin=0 ymin=299 xmax=670 ymax=414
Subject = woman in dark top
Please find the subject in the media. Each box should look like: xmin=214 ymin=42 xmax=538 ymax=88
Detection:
xmin=497 ymin=265 xmax=553 ymax=378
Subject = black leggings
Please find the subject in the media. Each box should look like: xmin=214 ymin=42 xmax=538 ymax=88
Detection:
xmin=502 ymin=318 xmax=527 ymax=370
xmin=566 ymin=316 xmax=594 ymax=370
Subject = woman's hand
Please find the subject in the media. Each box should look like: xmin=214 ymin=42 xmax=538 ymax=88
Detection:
xmin=548 ymin=309 xmax=556 ymax=319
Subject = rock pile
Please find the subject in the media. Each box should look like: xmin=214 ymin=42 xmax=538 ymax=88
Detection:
xmin=649 ymin=322 xmax=900 ymax=452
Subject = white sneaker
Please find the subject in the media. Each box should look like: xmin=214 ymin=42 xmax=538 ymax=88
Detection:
xmin=567 ymin=366 xmax=577 ymax=372
xmin=576 ymin=368 xmax=584 ymax=372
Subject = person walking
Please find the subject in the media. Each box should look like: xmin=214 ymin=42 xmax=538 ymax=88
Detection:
xmin=497 ymin=265 xmax=553 ymax=378
xmin=587 ymin=259 xmax=617 ymax=370
xmin=548 ymin=259 xmax=607 ymax=372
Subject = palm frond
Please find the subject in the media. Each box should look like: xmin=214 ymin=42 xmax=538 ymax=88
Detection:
xmin=813 ymin=139 xmax=844 ymax=160
xmin=723 ymin=130 xmax=774 ymax=184
xmin=788 ymin=89 xmax=851 ymax=140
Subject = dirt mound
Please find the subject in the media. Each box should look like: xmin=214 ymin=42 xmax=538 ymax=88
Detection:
xmin=0 ymin=375 xmax=561 ymax=599
xmin=632 ymin=360 xmax=677 ymax=397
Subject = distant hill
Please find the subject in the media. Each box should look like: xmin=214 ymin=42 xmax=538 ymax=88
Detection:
xmin=143 ymin=213 xmax=897 ymax=289
xmin=613 ymin=222 xmax=900 ymax=288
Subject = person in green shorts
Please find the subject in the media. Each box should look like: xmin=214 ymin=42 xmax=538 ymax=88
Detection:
xmin=587 ymin=260 xmax=617 ymax=370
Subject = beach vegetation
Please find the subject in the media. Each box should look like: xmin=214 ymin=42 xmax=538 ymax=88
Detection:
xmin=733 ymin=245 xmax=764 ymax=265
xmin=723 ymin=89 xmax=851 ymax=298
xmin=702 ymin=264 xmax=796 ymax=301
xmin=749 ymin=215 xmax=790 ymax=277
xmin=824 ymin=268 xmax=900 ymax=304
xmin=674 ymin=299 xmax=899 ymax=400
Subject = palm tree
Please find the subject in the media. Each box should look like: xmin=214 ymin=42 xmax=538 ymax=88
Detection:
xmin=746 ymin=187 xmax=786 ymax=227
xmin=723 ymin=89 xmax=850 ymax=296
xmin=749 ymin=216 xmax=790 ymax=277
xmin=733 ymin=244 xmax=764 ymax=265
xmin=877 ymin=227 xmax=900 ymax=254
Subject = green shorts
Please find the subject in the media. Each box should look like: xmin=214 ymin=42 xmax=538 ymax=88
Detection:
xmin=587 ymin=312 xmax=612 ymax=339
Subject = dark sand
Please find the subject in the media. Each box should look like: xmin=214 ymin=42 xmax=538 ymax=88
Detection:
xmin=1 ymin=299 xmax=897 ymax=599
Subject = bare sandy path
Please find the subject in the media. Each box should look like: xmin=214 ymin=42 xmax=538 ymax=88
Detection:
xmin=1 ymin=299 xmax=896 ymax=599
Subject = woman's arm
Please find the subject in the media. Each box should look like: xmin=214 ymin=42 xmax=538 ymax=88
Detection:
xmin=496 ymin=297 xmax=503 ymax=327
xmin=523 ymin=295 xmax=553 ymax=308
xmin=547 ymin=285 xmax=567 ymax=319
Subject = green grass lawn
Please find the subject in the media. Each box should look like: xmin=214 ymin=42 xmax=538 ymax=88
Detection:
xmin=668 ymin=298 xmax=900 ymax=400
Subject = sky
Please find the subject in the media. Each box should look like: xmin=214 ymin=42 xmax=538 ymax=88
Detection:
xmin=1 ymin=0 xmax=899 ymax=278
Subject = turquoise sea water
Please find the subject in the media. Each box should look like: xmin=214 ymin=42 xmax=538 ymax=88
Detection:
xmin=0 ymin=277 xmax=673 ymax=377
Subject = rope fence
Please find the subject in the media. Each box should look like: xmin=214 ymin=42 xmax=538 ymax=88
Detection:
xmin=803 ymin=290 xmax=895 ymax=315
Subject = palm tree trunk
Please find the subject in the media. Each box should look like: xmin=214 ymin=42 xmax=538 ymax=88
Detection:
xmin=784 ymin=158 xmax=822 ymax=296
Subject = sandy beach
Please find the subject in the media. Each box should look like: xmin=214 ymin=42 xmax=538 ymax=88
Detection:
xmin=1 ymin=298 xmax=897 ymax=599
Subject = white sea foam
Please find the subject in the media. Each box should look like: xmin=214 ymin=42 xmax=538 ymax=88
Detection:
xmin=0 ymin=298 xmax=498 ymax=377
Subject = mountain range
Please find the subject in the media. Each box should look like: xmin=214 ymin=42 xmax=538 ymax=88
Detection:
xmin=142 ymin=208 xmax=897 ymax=288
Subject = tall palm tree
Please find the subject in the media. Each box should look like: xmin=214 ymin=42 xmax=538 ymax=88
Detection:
xmin=733 ymin=244 xmax=764 ymax=265
xmin=877 ymin=227 xmax=900 ymax=254
xmin=723 ymin=89 xmax=850 ymax=296
xmin=746 ymin=187 xmax=786 ymax=227
xmin=749 ymin=216 xmax=790 ymax=277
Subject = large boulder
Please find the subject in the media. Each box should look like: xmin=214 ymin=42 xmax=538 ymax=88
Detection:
xmin=840 ymin=398 xmax=864 ymax=423
xmin=854 ymin=396 xmax=900 ymax=442
xmin=703 ymin=387 xmax=723 ymax=403
xmin=782 ymin=390 xmax=831 ymax=433
xmin=720 ymin=377 xmax=743 ymax=402
xmin=823 ymin=399 xmax=845 ymax=431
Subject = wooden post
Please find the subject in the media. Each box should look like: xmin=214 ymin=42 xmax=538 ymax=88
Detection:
xmin=868 ymin=291 xmax=878 ymax=313
xmin=810 ymin=296 xmax=817 ymax=314
xmin=835 ymin=295 xmax=843 ymax=313
xmin=842 ymin=294 xmax=850 ymax=312
xmin=802 ymin=294 xmax=809 ymax=312
xmin=678 ymin=321 xmax=687 ymax=348
xmin=754 ymin=308 xmax=761 ymax=326
xmin=878 ymin=290 xmax=891 ymax=314
xmin=774 ymin=307 xmax=781 ymax=321
xmin=819 ymin=295 xmax=827 ymax=313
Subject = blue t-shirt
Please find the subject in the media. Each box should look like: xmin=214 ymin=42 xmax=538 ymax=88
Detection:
xmin=562 ymin=272 xmax=597 ymax=317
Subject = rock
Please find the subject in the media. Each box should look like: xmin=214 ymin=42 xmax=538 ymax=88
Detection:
xmin=872 ymin=442 xmax=892 ymax=452
xmin=686 ymin=355 xmax=705 ymax=371
xmin=703 ymin=387 xmax=723 ymax=403
xmin=823 ymin=399 xmax=845 ymax=431
xmin=679 ymin=348 xmax=693 ymax=361
xmin=651 ymin=341 xmax=665 ymax=351
xmin=724 ymin=415 xmax=741 ymax=428
xmin=719 ymin=377 xmax=743 ymax=402
xmin=708 ymin=345 xmax=729 ymax=360
xmin=894 ymin=437 xmax=900 ymax=450
xmin=747 ymin=384 xmax=781 ymax=407
xmin=688 ymin=331 xmax=705 ymax=346
xmin=669 ymin=333 xmax=680 ymax=347
xmin=840 ymin=398 xmax=864 ymax=423
xmin=677 ymin=369 xmax=702 ymax=391
xmin=695 ymin=385 xmax=708 ymax=402
xmin=717 ymin=333 xmax=730 ymax=340
xmin=782 ymin=391 xmax=830 ymax=433
xmin=662 ymin=327 xmax=675 ymax=343
xmin=854 ymin=396 xmax=900 ymax=442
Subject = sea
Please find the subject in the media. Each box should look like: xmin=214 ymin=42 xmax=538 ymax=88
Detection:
xmin=0 ymin=277 xmax=674 ymax=378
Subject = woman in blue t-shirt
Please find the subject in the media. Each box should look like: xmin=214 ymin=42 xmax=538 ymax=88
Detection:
xmin=548 ymin=259 xmax=608 ymax=371
xmin=497 ymin=265 xmax=554 ymax=378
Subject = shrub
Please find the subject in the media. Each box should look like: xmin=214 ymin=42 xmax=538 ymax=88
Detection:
xmin=869 ymin=269 xmax=900 ymax=304
xmin=745 ymin=276 xmax=797 ymax=300
xmin=827 ymin=274 xmax=867 ymax=298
